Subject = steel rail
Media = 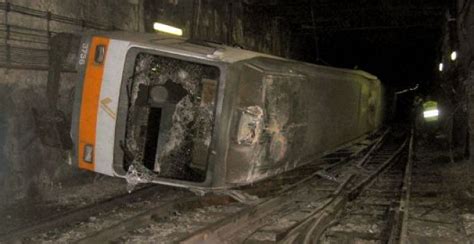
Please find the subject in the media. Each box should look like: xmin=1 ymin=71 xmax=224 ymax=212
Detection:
xmin=75 ymin=195 xmax=234 ymax=244
xmin=4 ymin=129 xmax=390 ymax=243
xmin=278 ymin=134 xmax=408 ymax=243
xmin=77 ymin=133 xmax=387 ymax=243
xmin=279 ymin=129 xmax=391 ymax=243
xmin=0 ymin=185 xmax=165 ymax=243
xmin=394 ymin=128 xmax=414 ymax=244
xmin=179 ymin=129 xmax=390 ymax=243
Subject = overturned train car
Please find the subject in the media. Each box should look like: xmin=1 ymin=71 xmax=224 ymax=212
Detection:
xmin=66 ymin=32 xmax=384 ymax=189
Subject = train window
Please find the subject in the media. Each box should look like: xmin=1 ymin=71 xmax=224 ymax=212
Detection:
xmin=123 ymin=53 xmax=220 ymax=182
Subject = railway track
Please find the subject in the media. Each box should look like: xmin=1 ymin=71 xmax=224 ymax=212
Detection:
xmin=315 ymin=131 xmax=411 ymax=243
xmin=4 ymin=129 xmax=417 ymax=243
xmin=319 ymin=129 xmax=470 ymax=244
xmin=398 ymin=139 xmax=470 ymax=243
xmin=71 ymin=131 xmax=385 ymax=243
xmin=0 ymin=185 xmax=179 ymax=242
xmin=6 ymin=128 xmax=470 ymax=244
xmin=179 ymin=129 xmax=408 ymax=243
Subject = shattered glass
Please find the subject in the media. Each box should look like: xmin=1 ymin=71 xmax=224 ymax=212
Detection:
xmin=125 ymin=163 xmax=155 ymax=193
xmin=123 ymin=53 xmax=219 ymax=184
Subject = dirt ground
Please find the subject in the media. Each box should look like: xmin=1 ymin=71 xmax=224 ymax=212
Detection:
xmin=442 ymin=159 xmax=474 ymax=208
xmin=414 ymin=138 xmax=474 ymax=243
xmin=0 ymin=175 xmax=137 ymax=236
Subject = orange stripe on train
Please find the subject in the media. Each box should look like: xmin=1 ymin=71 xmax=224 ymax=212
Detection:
xmin=78 ymin=37 xmax=109 ymax=171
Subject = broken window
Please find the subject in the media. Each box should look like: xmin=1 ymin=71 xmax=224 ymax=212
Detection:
xmin=123 ymin=53 xmax=220 ymax=182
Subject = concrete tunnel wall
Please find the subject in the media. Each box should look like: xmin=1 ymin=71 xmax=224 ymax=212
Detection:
xmin=0 ymin=0 xmax=144 ymax=207
xmin=0 ymin=0 xmax=291 ymax=208
xmin=436 ymin=0 xmax=474 ymax=160
xmin=457 ymin=0 xmax=474 ymax=160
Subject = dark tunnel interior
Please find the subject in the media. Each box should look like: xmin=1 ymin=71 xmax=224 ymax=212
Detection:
xmin=233 ymin=0 xmax=456 ymax=131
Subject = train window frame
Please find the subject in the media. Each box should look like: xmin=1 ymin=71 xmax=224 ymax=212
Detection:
xmin=113 ymin=45 xmax=228 ymax=188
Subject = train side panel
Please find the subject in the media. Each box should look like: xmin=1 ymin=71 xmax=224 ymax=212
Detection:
xmin=225 ymin=57 xmax=383 ymax=184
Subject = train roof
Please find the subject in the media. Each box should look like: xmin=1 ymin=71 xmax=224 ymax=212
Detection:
xmin=86 ymin=31 xmax=379 ymax=81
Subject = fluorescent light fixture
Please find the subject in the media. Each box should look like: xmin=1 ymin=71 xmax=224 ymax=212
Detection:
xmin=438 ymin=62 xmax=443 ymax=72
xmin=450 ymin=51 xmax=457 ymax=61
xmin=423 ymin=109 xmax=439 ymax=118
xmin=153 ymin=22 xmax=183 ymax=36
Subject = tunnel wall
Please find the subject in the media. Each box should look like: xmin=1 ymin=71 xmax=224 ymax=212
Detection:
xmin=0 ymin=0 xmax=291 ymax=208
xmin=0 ymin=0 xmax=143 ymax=208
xmin=434 ymin=0 xmax=474 ymax=160
xmin=452 ymin=0 xmax=474 ymax=160
xmin=457 ymin=0 xmax=474 ymax=160
xmin=143 ymin=0 xmax=291 ymax=58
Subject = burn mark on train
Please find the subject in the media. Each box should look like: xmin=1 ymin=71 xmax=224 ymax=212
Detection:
xmin=123 ymin=53 xmax=219 ymax=183
xmin=237 ymin=73 xmax=309 ymax=183
xmin=236 ymin=106 xmax=263 ymax=145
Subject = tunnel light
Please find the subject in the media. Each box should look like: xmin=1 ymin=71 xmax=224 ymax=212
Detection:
xmin=450 ymin=51 xmax=457 ymax=61
xmin=153 ymin=22 xmax=183 ymax=36
xmin=423 ymin=109 xmax=439 ymax=118
xmin=438 ymin=62 xmax=443 ymax=72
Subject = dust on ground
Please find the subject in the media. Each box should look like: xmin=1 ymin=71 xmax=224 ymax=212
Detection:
xmin=441 ymin=159 xmax=474 ymax=209
xmin=412 ymin=141 xmax=474 ymax=243
xmin=0 ymin=175 xmax=138 ymax=236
